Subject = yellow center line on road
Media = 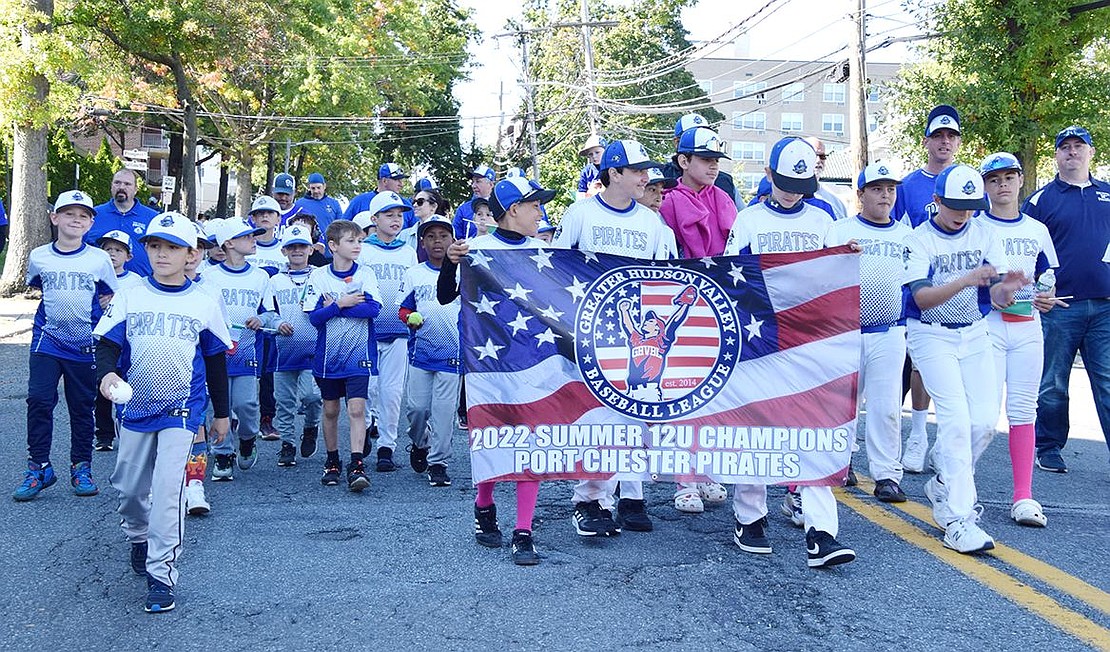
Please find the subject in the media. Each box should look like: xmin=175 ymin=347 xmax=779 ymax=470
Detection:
xmin=849 ymin=474 xmax=1110 ymax=618
xmin=834 ymin=488 xmax=1110 ymax=651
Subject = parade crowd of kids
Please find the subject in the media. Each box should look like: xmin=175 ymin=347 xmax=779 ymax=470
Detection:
xmin=13 ymin=107 xmax=1085 ymax=612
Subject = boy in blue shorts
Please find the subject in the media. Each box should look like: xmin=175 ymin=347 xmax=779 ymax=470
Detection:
xmin=14 ymin=190 xmax=117 ymax=501
xmin=95 ymin=211 xmax=231 ymax=612
xmin=302 ymin=219 xmax=383 ymax=491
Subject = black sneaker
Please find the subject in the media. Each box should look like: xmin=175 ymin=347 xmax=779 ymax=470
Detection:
xmin=347 ymin=459 xmax=370 ymax=492
xmin=95 ymin=440 xmax=114 ymax=452
xmin=277 ymin=442 xmax=297 ymax=467
xmin=511 ymin=529 xmax=540 ymax=566
xmin=130 ymin=541 xmax=147 ymax=575
xmin=806 ymin=528 xmax=856 ymax=568
xmin=428 ymin=464 xmax=451 ymax=487
xmin=300 ymin=426 xmax=318 ymax=458
xmin=1036 ymin=451 xmax=1068 ymax=473
xmin=375 ymin=447 xmax=396 ymax=473
xmin=734 ymin=516 xmax=772 ymax=554
xmin=873 ymin=478 xmax=907 ymax=503
xmin=367 ymin=418 xmax=379 ymax=440
xmin=844 ymin=463 xmax=858 ymax=487
xmin=572 ymin=500 xmax=620 ymax=537
xmin=211 ymin=454 xmax=234 ymax=481
xmin=474 ymin=504 xmax=503 ymax=548
xmin=144 ymin=576 xmax=175 ymax=613
xmin=237 ymin=436 xmax=258 ymax=470
xmin=616 ymin=498 xmax=653 ymax=532
xmin=321 ymin=459 xmax=342 ymax=486
xmin=409 ymin=446 xmax=429 ymax=474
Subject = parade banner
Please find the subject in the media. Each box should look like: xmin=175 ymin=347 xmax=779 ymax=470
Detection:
xmin=462 ymin=246 xmax=861 ymax=486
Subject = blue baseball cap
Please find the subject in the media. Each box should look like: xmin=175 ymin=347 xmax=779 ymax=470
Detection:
xmin=140 ymin=212 xmax=196 ymax=248
xmin=856 ymin=163 xmax=901 ymax=189
xmin=537 ymin=217 xmax=556 ymax=234
xmin=280 ymin=224 xmax=314 ymax=248
xmin=273 ymin=173 xmax=295 ymax=195
xmin=934 ymin=164 xmax=988 ymax=211
xmin=600 ymin=140 xmax=665 ymax=171
xmin=677 ymin=127 xmax=730 ymax=160
xmin=768 ymin=137 xmax=818 ymax=194
xmin=1055 ymin=125 xmax=1093 ymax=148
xmin=414 ymin=177 xmax=438 ymax=192
xmin=470 ymin=164 xmax=496 ymax=181
xmin=504 ymin=167 xmax=526 ymax=178
xmin=378 ymin=163 xmax=406 ymax=180
xmin=306 ymin=172 xmax=326 ymax=185
xmin=212 ymin=217 xmax=266 ymax=246
xmin=673 ymin=113 xmax=708 ymax=138
xmin=979 ymin=152 xmax=1022 ymax=177
xmin=925 ymin=105 xmax=960 ymax=137
xmin=489 ymin=177 xmax=556 ymax=219
xmin=366 ymin=191 xmax=412 ymax=216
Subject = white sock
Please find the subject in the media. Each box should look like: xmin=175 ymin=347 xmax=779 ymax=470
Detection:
xmin=911 ymin=409 xmax=928 ymax=438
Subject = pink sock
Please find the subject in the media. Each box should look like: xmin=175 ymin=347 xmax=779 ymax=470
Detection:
xmin=475 ymin=481 xmax=495 ymax=508
xmin=515 ymin=481 xmax=540 ymax=531
xmin=1009 ymin=423 xmax=1035 ymax=502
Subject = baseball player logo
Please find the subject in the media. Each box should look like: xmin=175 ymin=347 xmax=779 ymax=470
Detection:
xmin=575 ymin=266 xmax=739 ymax=421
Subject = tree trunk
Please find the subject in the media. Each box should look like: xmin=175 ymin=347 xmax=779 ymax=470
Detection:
xmin=215 ymin=164 xmax=230 ymax=218
xmin=0 ymin=125 xmax=50 ymax=297
xmin=1019 ymin=138 xmax=1040 ymax=199
xmin=265 ymin=142 xmax=275 ymax=195
xmin=168 ymin=131 xmax=183 ymax=209
xmin=169 ymin=57 xmax=198 ymax=220
xmin=235 ymin=147 xmax=254 ymax=217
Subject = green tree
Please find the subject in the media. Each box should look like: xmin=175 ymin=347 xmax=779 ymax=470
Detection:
xmin=886 ymin=0 xmax=1110 ymax=196
xmin=517 ymin=0 xmax=721 ymax=218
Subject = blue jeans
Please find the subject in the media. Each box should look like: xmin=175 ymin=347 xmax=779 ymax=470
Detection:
xmin=26 ymin=352 xmax=96 ymax=465
xmin=1036 ymin=298 xmax=1110 ymax=457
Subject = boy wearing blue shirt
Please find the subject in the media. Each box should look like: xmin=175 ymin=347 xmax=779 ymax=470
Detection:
xmin=95 ymin=211 xmax=231 ymax=613
xmin=302 ymin=220 xmax=384 ymax=491
xmin=399 ymin=218 xmax=460 ymax=487
xmin=14 ymin=190 xmax=118 ymax=501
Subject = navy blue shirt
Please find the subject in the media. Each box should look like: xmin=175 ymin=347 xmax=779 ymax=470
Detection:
xmin=294 ymin=195 xmax=343 ymax=234
xmin=87 ymin=200 xmax=159 ymax=276
xmin=1022 ymin=175 xmax=1110 ymax=300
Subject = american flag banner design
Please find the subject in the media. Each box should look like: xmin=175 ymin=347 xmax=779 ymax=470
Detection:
xmin=461 ymin=246 xmax=861 ymax=486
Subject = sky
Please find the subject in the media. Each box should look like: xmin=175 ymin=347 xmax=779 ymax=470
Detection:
xmin=453 ymin=0 xmax=918 ymax=146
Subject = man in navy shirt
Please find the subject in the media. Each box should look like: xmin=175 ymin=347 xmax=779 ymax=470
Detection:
xmin=294 ymin=172 xmax=343 ymax=235
xmin=86 ymin=168 xmax=159 ymax=276
xmin=452 ymin=164 xmax=495 ymax=239
xmin=342 ymin=163 xmax=415 ymax=228
xmin=1022 ymin=125 xmax=1110 ymax=472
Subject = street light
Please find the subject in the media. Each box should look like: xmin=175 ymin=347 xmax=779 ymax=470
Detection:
xmin=284 ymin=138 xmax=323 ymax=174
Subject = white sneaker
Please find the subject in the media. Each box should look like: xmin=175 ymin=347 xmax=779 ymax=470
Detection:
xmin=902 ymin=433 xmax=927 ymax=473
xmin=185 ymin=480 xmax=210 ymax=516
xmin=1011 ymin=498 xmax=1047 ymax=527
xmin=923 ymin=476 xmax=955 ymax=527
xmin=780 ymin=490 xmax=804 ymax=528
xmin=697 ymin=482 xmax=728 ymax=504
xmin=674 ymin=487 xmax=704 ymax=513
xmin=943 ymin=515 xmax=995 ymax=554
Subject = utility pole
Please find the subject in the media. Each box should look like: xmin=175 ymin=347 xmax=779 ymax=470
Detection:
xmin=580 ymin=0 xmax=599 ymax=135
xmin=849 ymin=0 xmax=869 ymax=172
xmin=520 ymin=38 xmax=541 ymax=180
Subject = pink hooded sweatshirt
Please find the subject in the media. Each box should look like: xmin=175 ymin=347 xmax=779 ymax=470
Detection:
xmin=659 ymin=181 xmax=736 ymax=258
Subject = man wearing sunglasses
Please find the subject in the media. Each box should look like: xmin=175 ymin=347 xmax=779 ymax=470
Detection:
xmin=804 ymin=136 xmax=848 ymax=221
xmin=343 ymin=163 xmax=415 ymax=229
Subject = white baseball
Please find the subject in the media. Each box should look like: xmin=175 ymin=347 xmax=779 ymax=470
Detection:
xmin=108 ymin=381 xmax=133 ymax=404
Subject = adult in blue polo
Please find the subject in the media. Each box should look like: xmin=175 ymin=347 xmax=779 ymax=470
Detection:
xmin=452 ymin=164 xmax=496 ymax=240
xmin=86 ymin=168 xmax=159 ymax=276
xmin=343 ymin=163 xmax=415 ymax=228
xmin=293 ymin=172 xmax=343 ymax=235
xmin=1022 ymin=125 xmax=1110 ymax=472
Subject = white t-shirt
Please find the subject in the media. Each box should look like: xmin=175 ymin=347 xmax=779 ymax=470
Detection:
xmin=725 ymin=201 xmax=833 ymax=255
xmin=553 ymin=195 xmax=675 ymax=260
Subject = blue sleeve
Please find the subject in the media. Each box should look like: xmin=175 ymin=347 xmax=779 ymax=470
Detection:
xmin=452 ymin=207 xmax=466 ymax=240
xmin=308 ymin=300 xmax=341 ymax=328
xmin=1034 ymin=251 xmax=1050 ymax=277
xmin=342 ymin=194 xmax=366 ymax=221
xmin=28 ymin=274 xmax=42 ymax=289
xmin=339 ymin=294 xmax=381 ymax=320
xmin=577 ymin=172 xmax=589 ymax=193
xmin=98 ymin=321 xmax=127 ymax=348
xmin=806 ymin=198 xmax=835 ymax=220
xmin=739 ymin=245 xmax=753 ymax=256
xmin=893 ymin=186 xmax=908 ymax=224
xmin=96 ymin=279 xmax=114 ymax=297
xmin=199 ymin=329 xmax=229 ymax=356
xmin=400 ymin=290 xmax=416 ymax=311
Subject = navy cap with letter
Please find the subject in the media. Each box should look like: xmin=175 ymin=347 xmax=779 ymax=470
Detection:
xmin=924 ymin=104 xmax=960 ymax=137
xmin=272 ymin=173 xmax=295 ymax=195
xmin=856 ymin=163 xmax=901 ymax=190
xmin=413 ymin=177 xmax=438 ymax=192
xmin=768 ymin=136 xmax=818 ymax=195
xmin=600 ymin=139 xmax=665 ymax=171
xmin=934 ymin=164 xmax=988 ymax=211
xmin=1054 ymin=125 xmax=1093 ymax=148
xmin=488 ymin=177 xmax=557 ymax=219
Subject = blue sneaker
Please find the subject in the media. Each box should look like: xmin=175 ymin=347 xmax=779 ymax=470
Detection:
xmin=13 ymin=461 xmax=57 ymax=502
xmin=70 ymin=461 xmax=99 ymax=496
xmin=144 ymin=575 xmax=175 ymax=613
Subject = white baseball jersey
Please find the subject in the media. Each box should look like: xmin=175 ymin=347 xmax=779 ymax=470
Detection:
xmin=976 ymin=212 xmax=1058 ymax=303
xmin=358 ymin=239 xmax=417 ymax=342
xmin=270 ymin=267 xmax=316 ymax=372
xmin=201 ymin=262 xmax=276 ymax=377
xmin=400 ymin=262 xmax=461 ymax=373
xmin=93 ymin=277 xmax=231 ymax=432
xmin=553 ymin=195 xmax=675 ymax=260
xmin=247 ymin=236 xmax=287 ymax=275
xmin=904 ymin=218 xmax=1009 ymax=325
xmin=725 ymin=201 xmax=832 ymax=255
xmin=27 ymin=243 xmax=117 ymax=362
xmin=114 ymin=270 xmax=146 ymax=292
xmin=827 ymin=215 xmax=912 ymax=331
xmin=469 ymin=231 xmax=546 ymax=251
xmin=301 ymin=262 xmax=384 ymax=378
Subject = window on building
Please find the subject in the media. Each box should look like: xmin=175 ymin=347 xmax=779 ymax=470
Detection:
xmin=823 ymin=83 xmax=846 ymax=104
xmin=697 ymin=79 xmax=713 ymax=95
xmin=868 ymin=112 xmax=880 ymax=133
xmin=867 ymin=84 xmax=882 ymax=103
xmin=731 ymin=142 xmax=766 ymax=163
xmin=739 ymin=173 xmax=765 ymax=193
xmin=782 ymin=82 xmax=805 ymax=103
xmin=732 ymin=111 xmax=766 ymax=131
xmin=822 ymin=113 xmax=845 ymax=135
xmin=781 ymin=113 xmax=804 ymax=132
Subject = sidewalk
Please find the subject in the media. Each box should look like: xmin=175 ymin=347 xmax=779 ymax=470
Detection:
xmin=0 ymin=296 xmax=39 ymax=340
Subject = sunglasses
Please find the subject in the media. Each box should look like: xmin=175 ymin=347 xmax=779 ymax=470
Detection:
xmin=816 ymin=153 xmax=828 ymax=160
xmin=413 ymin=197 xmax=438 ymax=207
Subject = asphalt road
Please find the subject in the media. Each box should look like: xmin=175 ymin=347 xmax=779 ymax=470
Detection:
xmin=0 ymin=340 xmax=1106 ymax=651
